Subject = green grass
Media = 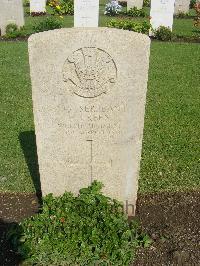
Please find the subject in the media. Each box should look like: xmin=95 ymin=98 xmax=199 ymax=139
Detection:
xmin=173 ymin=19 xmax=199 ymax=37
xmin=0 ymin=42 xmax=35 ymax=192
xmin=0 ymin=41 xmax=199 ymax=193
xmin=140 ymin=42 xmax=200 ymax=193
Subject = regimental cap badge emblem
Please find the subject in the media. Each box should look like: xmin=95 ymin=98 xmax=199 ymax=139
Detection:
xmin=63 ymin=47 xmax=117 ymax=98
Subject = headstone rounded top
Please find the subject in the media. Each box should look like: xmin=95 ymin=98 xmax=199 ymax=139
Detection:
xmin=28 ymin=28 xmax=150 ymax=44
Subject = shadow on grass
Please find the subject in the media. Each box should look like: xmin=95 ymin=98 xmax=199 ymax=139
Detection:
xmin=0 ymin=219 xmax=22 ymax=266
xmin=19 ymin=131 xmax=42 ymax=201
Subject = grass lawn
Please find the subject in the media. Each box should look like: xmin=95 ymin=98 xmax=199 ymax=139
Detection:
xmin=140 ymin=42 xmax=200 ymax=193
xmin=0 ymin=41 xmax=199 ymax=193
xmin=0 ymin=42 xmax=35 ymax=192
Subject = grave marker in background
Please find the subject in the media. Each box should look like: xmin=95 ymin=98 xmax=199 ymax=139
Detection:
xmin=174 ymin=0 xmax=190 ymax=14
xmin=127 ymin=0 xmax=143 ymax=10
xmin=30 ymin=0 xmax=46 ymax=14
xmin=74 ymin=0 xmax=99 ymax=27
xmin=150 ymin=0 xmax=175 ymax=31
xmin=28 ymin=28 xmax=150 ymax=215
xmin=0 ymin=0 xmax=24 ymax=36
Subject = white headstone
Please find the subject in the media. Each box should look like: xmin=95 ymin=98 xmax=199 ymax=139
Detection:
xmin=74 ymin=0 xmax=99 ymax=27
xmin=0 ymin=0 xmax=24 ymax=36
xmin=30 ymin=0 xmax=46 ymax=14
xmin=150 ymin=0 xmax=175 ymax=31
xmin=28 ymin=28 xmax=150 ymax=216
xmin=127 ymin=0 xmax=143 ymax=10
xmin=174 ymin=0 xmax=190 ymax=14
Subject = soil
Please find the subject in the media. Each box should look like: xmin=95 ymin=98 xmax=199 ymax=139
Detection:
xmin=0 ymin=191 xmax=199 ymax=266
xmin=0 ymin=37 xmax=29 ymax=42
xmin=132 ymin=191 xmax=200 ymax=266
xmin=0 ymin=194 xmax=39 ymax=266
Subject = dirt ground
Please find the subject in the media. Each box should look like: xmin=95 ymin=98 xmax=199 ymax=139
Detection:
xmin=133 ymin=191 xmax=200 ymax=266
xmin=0 ymin=191 xmax=200 ymax=266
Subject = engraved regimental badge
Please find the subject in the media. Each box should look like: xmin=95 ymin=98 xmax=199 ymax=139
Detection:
xmin=63 ymin=47 xmax=117 ymax=98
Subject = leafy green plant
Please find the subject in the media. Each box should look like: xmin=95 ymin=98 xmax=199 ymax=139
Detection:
xmin=5 ymin=24 xmax=27 ymax=38
xmin=127 ymin=7 xmax=146 ymax=17
xmin=6 ymin=23 xmax=18 ymax=34
xmin=33 ymin=17 xmax=63 ymax=33
xmin=190 ymin=0 xmax=196 ymax=9
xmin=154 ymin=26 xmax=174 ymax=41
xmin=7 ymin=181 xmax=151 ymax=265
xmin=107 ymin=19 xmax=151 ymax=34
xmin=23 ymin=0 xmax=30 ymax=7
xmin=143 ymin=0 xmax=150 ymax=7
xmin=175 ymin=11 xmax=189 ymax=18
xmin=49 ymin=0 xmax=74 ymax=16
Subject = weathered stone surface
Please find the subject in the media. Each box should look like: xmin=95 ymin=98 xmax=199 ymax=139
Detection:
xmin=30 ymin=0 xmax=46 ymax=14
xmin=127 ymin=0 xmax=143 ymax=10
xmin=74 ymin=0 xmax=99 ymax=27
xmin=150 ymin=0 xmax=175 ymax=31
xmin=28 ymin=28 xmax=150 ymax=215
xmin=174 ymin=0 xmax=190 ymax=14
xmin=0 ymin=0 xmax=24 ymax=36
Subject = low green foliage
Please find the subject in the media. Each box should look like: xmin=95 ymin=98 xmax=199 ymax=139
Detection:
xmin=8 ymin=181 xmax=151 ymax=265
xmin=49 ymin=0 xmax=74 ymax=16
xmin=33 ymin=16 xmax=63 ymax=33
xmin=126 ymin=7 xmax=146 ymax=17
xmin=154 ymin=26 xmax=174 ymax=41
xmin=143 ymin=0 xmax=150 ymax=7
xmin=190 ymin=0 xmax=197 ymax=8
xmin=4 ymin=17 xmax=63 ymax=38
xmin=107 ymin=19 xmax=150 ymax=34
xmin=23 ymin=0 xmax=30 ymax=7
xmin=175 ymin=11 xmax=189 ymax=18
xmin=6 ymin=23 xmax=18 ymax=33
xmin=5 ymin=24 xmax=27 ymax=38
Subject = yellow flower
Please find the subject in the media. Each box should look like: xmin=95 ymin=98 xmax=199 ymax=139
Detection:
xmin=56 ymin=5 xmax=61 ymax=10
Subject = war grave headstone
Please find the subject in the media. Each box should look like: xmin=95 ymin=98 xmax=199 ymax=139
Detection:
xmin=28 ymin=0 xmax=150 ymax=216
xmin=0 ymin=0 xmax=24 ymax=36
xmin=127 ymin=0 xmax=143 ymax=10
xmin=174 ymin=0 xmax=190 ymax=14
xmin=150 ymin=0 xmax=176 ymax=32
xmin=74 ymin=0 xmax=99 ymax=27
xmin=30 ymin=0 xmax=46 ymax=14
